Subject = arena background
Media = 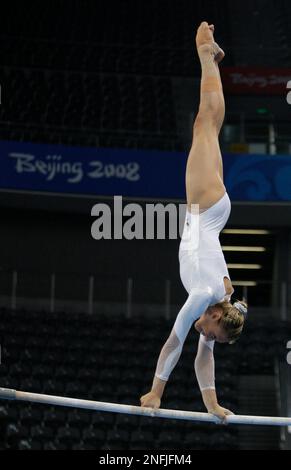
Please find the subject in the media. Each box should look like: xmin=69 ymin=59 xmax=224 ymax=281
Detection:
xmin=0 ymin=0 xmax=291 ymax=451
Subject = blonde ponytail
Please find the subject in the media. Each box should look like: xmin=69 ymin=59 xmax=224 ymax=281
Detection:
xmin=216 ymin=300 xmax=248 ymax=344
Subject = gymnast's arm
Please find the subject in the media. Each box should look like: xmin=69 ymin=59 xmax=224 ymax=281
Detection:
xmin=195 ymin=334 xmax=234 ymax=421
xmin=140 ymin=287 xmax=212 ymax=409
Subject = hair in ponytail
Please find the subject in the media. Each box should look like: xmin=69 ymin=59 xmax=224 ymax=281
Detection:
xmin=216 ymin=300 xmax=248 ymax=344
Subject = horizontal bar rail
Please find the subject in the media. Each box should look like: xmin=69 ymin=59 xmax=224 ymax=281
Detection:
xmin=1 ymin=388 xmax=291 ymax=426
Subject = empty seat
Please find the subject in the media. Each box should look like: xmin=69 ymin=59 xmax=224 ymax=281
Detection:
xmin=157 ymin=430 xmax=182 ymax=449
xmin=82 ymin=426 xmax=106 ymax=446
xmin=20 ymin=407 xmax=43 ymax=427
xmin=72 ymin=441 xmax=96 ymax=450
xmin=65 ymin=381 xmax=87 ymax=397
xmin=18 ymin=439 xmax=42 ymax=450
xmin=89 ymin=383 xmax=117 ymax=401
xmin=57 ymin=425 xmax=81 ymax=446
xmin=99 ymin=368 xmax=121 ymax=383
xmin=0 ymin=376 xmax=19 ymax=389
xmin=77 ymin=367 xmax=97 ymax=383
xmin=67 ymin=409 xmax=91 ymax=428
xmin=32 ymin=364 xmax=55 ymax=380
xmin=43 ymin=440 xmax=68 ymax=450
xmin=139 ymin=416 xmax=160 ymax=433
xmin=101 ymin=441 xmax=128 ymax=451
xmin=115 ymin=413 xmax=139 ymax=432
xmin=20 ymin=378 xmax=42 ymax=393
xmin=6 ymin=423 xmax=29 ymax=448
xmin=42 ymin=379 xmax=65 ymax=395
xmin=0 ymin=405 xmax=18 ymax=426
xmin=116 ymin=384 xmax=140 ymax=401
xmin=31 ymin=424 xmax=54 ymax=442
xmin=91 ymin=411 xmax=115 ymax=430
xmin=43 ymin=407 xmax=67 ymax=428
xmin=55 ymin=366 xmax=76 ymax=381
xmin=107 ymin=429 xmax=129 ymax=448
xmin=184 ymin=431 xmax=209 ymax=450
xmin=209 ymin=431 xmax=238 ymax=450
xmin=130 ymin=430 xmax=154 ymax=448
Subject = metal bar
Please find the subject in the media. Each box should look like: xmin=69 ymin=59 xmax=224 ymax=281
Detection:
xmin=0 ymin=388 xmax=291 ymax=426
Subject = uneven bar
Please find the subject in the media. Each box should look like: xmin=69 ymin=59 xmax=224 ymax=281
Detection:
xmin=1 ymin=387 xmax=291 ymax=426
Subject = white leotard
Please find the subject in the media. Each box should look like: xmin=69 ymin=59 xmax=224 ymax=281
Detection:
xmin=179 ymin=191 xmax=232 ymax=302
xmin=154 ymin=192 xmax=233 ymax=389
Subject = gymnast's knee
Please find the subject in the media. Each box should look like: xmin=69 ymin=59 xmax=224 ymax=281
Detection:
xmin=193 ymin=112 xmax=218 ymax=135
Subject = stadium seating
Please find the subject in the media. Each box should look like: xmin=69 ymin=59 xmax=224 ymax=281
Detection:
xmin=0 ymin=306 xmax=290 ymax=449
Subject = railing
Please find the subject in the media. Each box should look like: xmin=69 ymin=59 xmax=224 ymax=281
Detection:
xmin=221 ymin=113 xmax=291 ymax=155
xmin=0 ymin=268 xmax=289 ymax=319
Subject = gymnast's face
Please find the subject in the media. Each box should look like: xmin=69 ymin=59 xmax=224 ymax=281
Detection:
xmin=194 ymin=306 xmax=229 ymax=343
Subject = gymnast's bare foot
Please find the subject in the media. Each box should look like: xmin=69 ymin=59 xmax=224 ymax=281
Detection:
xmin=196 ymin=21 xmax=225 ymax=63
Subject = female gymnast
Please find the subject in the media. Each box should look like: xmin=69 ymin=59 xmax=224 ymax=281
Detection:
xmin=140 ymin=22 xmax=248 ymax=422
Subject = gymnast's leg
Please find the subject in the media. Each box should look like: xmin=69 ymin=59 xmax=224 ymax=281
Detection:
xmin=186 ymin=22 xmax=226 ymax=211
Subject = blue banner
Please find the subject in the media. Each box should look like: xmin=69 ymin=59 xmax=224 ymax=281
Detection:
xmin=0 ymin=140 xmax=290 ymax=201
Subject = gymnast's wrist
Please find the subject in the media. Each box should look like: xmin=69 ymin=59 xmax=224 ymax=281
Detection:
xmin=151 ymin=375 xmax=167 ymax=398
xmin=201 ymin=387 xmax=218 ymax=411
